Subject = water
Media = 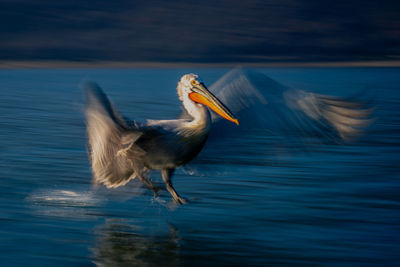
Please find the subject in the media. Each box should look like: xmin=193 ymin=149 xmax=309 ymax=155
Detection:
xmin=1 ymin=67 xmax=399 ymax=266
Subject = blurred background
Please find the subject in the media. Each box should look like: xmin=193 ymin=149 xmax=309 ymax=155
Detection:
xmin=1 ymin=1 xmax=400 ymax=266
xmin=0 ymin=0 xmax=399 ymax=65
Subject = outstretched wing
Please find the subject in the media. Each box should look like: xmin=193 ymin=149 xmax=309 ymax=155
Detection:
xmin=83 ymin=82 xmax=145 ymax=188
xmin=209 ymin=68 xmax=373 ymax=141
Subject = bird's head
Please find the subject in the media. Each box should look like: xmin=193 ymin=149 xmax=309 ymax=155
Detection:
xmin=177 ymin=74 xmax=239 ymax=125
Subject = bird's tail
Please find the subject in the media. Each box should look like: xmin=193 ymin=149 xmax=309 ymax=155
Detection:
xmin=83 ymin=82 xmax=141 ymax=188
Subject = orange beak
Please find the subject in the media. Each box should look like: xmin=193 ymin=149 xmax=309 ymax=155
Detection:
xmin=189 ymin=83 xmax=239 ymax=125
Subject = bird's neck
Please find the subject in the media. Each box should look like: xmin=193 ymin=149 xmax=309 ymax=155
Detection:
xmin=182 ymin=95 xmax=211 ymax=132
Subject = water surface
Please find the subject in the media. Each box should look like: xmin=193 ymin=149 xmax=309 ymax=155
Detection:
xmin=1 ymin=68 xmax=399 ymax=266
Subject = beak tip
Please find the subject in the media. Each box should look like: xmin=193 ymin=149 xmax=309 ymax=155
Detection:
xmin=233 ymin=119 xmax=239 ymax=126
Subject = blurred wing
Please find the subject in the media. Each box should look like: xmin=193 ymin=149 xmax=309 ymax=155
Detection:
xmin=283 ymin=88 xmax=373 ymax=141
xmin=209 ymin=68 xmax=373 ymax=141
xmin=83 ymin=82 xmax=146 ymax=188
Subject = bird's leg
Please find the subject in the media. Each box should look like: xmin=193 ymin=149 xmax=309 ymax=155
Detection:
xmin=161 ymin=168 xmax=187 ymax=204
xmin=136 ymin=173 xmax=162 ymax=196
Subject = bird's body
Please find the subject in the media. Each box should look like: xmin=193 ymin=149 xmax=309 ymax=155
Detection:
xmin=132 ymin=117 xmax=210 ymax=170
xmin=84 ymin=68 xmax=372 ymax=204
xmin=84 ymin=74 xmax=237 ymax=203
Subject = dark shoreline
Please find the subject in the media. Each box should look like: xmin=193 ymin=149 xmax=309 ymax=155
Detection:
xmin=1 ymin=60 xmax=400 ymax=69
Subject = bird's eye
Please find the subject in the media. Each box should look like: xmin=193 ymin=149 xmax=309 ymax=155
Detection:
xmin=191 ymin=80 xmax=197 ymax=86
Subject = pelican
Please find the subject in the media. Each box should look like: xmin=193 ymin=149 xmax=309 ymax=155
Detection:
xmin=84 ymin=74 xmax=238 ymax=204
xmin=84 ymin=68 xmax=372 ymax=204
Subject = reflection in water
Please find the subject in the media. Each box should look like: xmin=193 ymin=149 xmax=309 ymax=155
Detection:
xmin=92 ymin=220 xmax=181 ymax=267
xmin=1 ymin=68 xmax=399 ymax=265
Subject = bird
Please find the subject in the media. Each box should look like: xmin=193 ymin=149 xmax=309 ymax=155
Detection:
xmin=84 ymin=74 xmax=239 ymax=204
xmin=84 ymin=68 xmax=373 ymax=204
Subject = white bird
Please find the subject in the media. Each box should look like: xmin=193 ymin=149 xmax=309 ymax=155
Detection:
xmin=84 ymin=74 xmax=238 ymax=204
xmin=84 ymin=68 xmax=372 ymax=204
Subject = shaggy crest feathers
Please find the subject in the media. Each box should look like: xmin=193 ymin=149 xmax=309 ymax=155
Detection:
xmin=177 ymin=73 xmax=198 ymax=101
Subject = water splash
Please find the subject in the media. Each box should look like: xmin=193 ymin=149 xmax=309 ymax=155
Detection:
xmin=26 ymin=189 xmax=104 ymax=220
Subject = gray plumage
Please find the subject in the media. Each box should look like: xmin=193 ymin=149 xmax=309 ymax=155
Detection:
xmin=84 ymin=74 xmax=223 ymax=204
xmin=84 ymin=69 xmax=373 ymax=204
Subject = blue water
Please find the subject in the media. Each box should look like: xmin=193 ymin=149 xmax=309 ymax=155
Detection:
xmin=1 ymin=68 xmax=399 ymax=266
